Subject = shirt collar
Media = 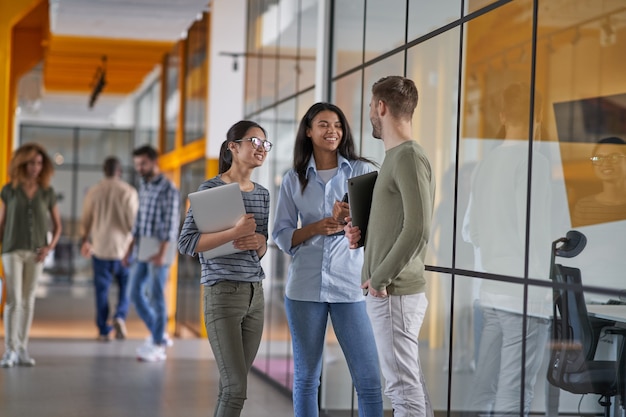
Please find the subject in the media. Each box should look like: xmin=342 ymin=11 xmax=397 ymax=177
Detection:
xmin=305 ymin=154 xmax=352 ymax=179
xmin=142 ymin=173 xmax=164 ymax=186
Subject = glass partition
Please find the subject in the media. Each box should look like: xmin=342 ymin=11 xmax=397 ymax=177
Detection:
xmin=19 ymin=125 xmax=133 ymax=283
xmin=183 ymin=14 xmax=208 ymax=145
xmin=244 ymin=0 xmax=626 ymax=415
xmin=164 ymin=43 xmax=181 ymax=152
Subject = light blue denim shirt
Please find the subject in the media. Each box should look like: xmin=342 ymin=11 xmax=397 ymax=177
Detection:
xmin=273 ymin=155 xmax=374 ymax=303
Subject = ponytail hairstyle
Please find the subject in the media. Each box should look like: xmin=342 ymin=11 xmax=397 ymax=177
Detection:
xmin=219 ymin=120 xmax=267 ymax=174
xmin=294 ymin=102 xmax=376 ymax=192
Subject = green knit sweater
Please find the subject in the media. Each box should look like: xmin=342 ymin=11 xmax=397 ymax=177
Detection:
xmin=362 ymin=140 xmax=435 ymax=295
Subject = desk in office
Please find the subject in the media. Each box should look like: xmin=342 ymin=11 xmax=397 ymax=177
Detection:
xmin=587 ymin=304 xmax=626 ymax=326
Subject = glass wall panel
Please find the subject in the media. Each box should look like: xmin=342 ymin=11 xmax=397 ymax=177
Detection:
xmin=297 ymin=1 xmax=317 ymax=91
xmin=407 ymin=0 xmax=462 ymax=42
xmin=360 ymin=52 xmax=404 ymax=163
xmin=19 ymin=126 xmax=134 ymax=282
xmin=364 ymin=0 xmax=406 ymax=62
xmin=176 ymin=159 xmax=205 ymax=333
xmin=332 ymin=0 xmax=365 ymax=76
xmin=164 ymin=44 xmax=181 ymax=152
xmin=252 ymin=105 xmax=295 ymax=389
xmin=456 ymin=0 xmax=534 ymax=281
xmin=465 ymin=0 xmax=499 ymax=15
xmin=406 ymin=27 xmax=461 ymax=269
xmin=76 ymin=128 xmax=133 ymax=167
xmin=136 ymin=79 xmax=161 ymax=149
xmin=245 ymin=0 xmax=264 ymax=115
xmin=20 ymin=126 xmax=75 ymax=166
xmin=332 ymin=70 xmax=363 ymax=153
xmin=184 ymin=15 xmax=208 ymax=144
xmin=259 ymin=1 xmax=280 ymax=110
xmin=533 ymin=0 xmax=626 ymax=298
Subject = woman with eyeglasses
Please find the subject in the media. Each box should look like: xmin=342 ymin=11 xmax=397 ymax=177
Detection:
xmin=572 ymin=136 xmax=626 ymax=227
xmin=273 ymin=103 xmax=383 ymax=417
xmin=178 ymin=120 xmax=270 ymax=417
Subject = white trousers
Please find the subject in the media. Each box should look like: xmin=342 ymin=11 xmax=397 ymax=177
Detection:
xmin=366 ymin=292 xmax=433 ymax=417
xmin=2 ymin=250 xmax=43 ymax=352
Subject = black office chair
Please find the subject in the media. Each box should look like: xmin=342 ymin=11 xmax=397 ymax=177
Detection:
xmin=547 ymin=230 xmax=626 ymax=417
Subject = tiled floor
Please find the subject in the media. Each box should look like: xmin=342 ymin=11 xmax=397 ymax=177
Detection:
xmin=0 ymin=282 xmax=294 ymax=417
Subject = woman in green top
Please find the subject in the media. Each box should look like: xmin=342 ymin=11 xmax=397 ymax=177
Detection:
xmin=0 ymin=143 xmax=62 ymax=368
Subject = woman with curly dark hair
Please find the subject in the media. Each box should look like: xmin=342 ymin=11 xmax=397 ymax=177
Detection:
xmin=0 ymin=142 xmax=62 ymax=367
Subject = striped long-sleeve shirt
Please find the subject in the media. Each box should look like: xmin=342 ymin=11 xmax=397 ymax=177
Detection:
xmin=132 ymin=174 xmax=180 ymax=242
xmin=178 ymin=176 xmax=269 ymax=286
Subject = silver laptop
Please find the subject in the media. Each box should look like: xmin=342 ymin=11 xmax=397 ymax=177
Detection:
xmin=137 ymin=236 xmax=177 ymax=264
xmin=187 ymin=182 xmax=246 ymax=259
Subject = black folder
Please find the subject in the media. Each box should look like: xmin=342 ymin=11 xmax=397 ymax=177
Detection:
xmin=347 ymin=171 xmax=378 ymax=247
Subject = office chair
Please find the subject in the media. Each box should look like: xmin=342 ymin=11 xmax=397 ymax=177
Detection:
xmin=547 ymin=230 xmax=626 ymax=417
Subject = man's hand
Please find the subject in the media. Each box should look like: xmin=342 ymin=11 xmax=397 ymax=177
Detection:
xmin=361 ymin=279 xmax=387 ymax=298
xmin=80 ymin=241 xmax=92 ymax=258
xmin=343 ymin=217 xmax=362 ymax=249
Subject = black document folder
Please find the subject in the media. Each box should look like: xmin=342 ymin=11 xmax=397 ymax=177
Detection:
xmin=347 ymin=171 xmax=378 ymax=247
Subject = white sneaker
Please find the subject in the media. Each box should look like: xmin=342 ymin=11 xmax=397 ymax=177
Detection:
xmin=144 ymin=333 xmax=174 ymax=348
xmin=17 ymin=348 xmax=35 ymax=367
xmin=137 ymin=344 xmax=166 ymax=362
xmin=0 ymin=351 xmax=18 ymax=368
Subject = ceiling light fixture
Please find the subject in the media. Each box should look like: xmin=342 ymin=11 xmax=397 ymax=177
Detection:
xmin=88 ymin=55 xmax=107 ymax=109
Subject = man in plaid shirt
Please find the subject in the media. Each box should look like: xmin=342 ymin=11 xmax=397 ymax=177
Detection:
xmin=124 ymin=145 xmax=180 ymax=362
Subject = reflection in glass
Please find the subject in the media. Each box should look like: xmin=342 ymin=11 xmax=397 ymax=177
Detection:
xmin=463 ymin=83 xmax=552 ymax=417
xmin=572 ymin=138 xmax=626 ymax=227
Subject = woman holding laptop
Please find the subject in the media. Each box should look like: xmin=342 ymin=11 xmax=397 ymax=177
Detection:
xmin=273 ymin=103 xmax=383 ymax=417
xmin=178 ymin=120 xmax=270 ymax=417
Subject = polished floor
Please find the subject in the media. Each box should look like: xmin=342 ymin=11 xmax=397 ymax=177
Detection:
xmin=0 ymin=280 xmax=294 ymax=417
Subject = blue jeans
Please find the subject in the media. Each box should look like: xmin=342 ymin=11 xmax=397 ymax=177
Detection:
xmin=92 ymin=256 xmax=130 ymax=336
xmin=285 ymin=297 xmax=383 ymax=417
xmin=204 ymin=281 xmax=265 ymax=417
xmin=129 ymin=261 xmax=170 ymax=345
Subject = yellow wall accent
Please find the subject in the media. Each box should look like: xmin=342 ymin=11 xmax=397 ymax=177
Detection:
xmin=0 ymin=0 xmax=45 ymax=186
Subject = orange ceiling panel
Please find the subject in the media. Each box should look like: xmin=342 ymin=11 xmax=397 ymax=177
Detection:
xmin=43 ymin=35 xmax=174 ymax=94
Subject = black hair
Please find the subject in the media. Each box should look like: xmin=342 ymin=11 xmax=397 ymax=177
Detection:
xmin=294 ymin=102 xmax=376 ymax=192
xmin=132 ymin=145 xmax=159 ymax=161
xmin=103 ymin=156 xmax=121 ymax=177
xmin=219 ymin=120 xmax=267 ymax=174
xmin=592 ymin=136 xmax=626 ymax=155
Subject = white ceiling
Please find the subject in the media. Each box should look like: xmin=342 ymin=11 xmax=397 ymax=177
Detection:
xmin=18 ymin=0 xmax=210 ymax=126
xmin=49 ymin=0 xmax=210 ymax=41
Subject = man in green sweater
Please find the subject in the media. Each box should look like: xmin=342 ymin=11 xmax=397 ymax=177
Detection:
xmin=345 ymin=75 xmax=436 ymax=417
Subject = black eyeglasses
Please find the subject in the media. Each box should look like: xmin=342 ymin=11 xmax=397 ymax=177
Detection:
xmin=590 ymin=153 xmax=625 ymax=166
xmin=234 ymin=137 xmax=273 ymax=152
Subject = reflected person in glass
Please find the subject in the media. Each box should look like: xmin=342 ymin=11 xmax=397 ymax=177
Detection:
xmin=178 ymin=120 xmax=270 ymax=417
xmin=463 ymin=82 xmax=552 ymax=417
xmin=572 ymin=136 xmax=626 ymax=227
xmin=273 ymin=103 xmax=383 ymax=417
